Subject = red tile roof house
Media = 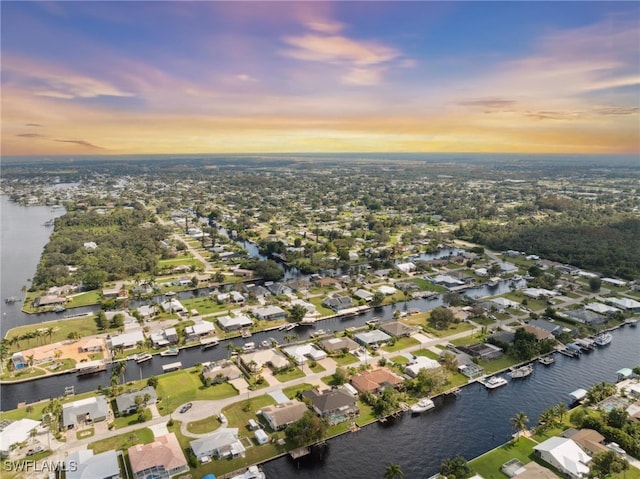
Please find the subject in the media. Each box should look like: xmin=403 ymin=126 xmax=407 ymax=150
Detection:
xmin=350 ymin=367 xmax=405 ymax=394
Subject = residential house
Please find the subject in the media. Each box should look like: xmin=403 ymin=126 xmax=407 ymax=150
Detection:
xmin=232 ymin=268 xmax=254 ymax=278
xmin=190 ymin=428 xmax=245 ymax=460
xmin=490 ymin=297 xmax=521 ymax=310
xmin=290 ymin=299 xmax=319 ymax=319
xmin=0 ymin=419 xmax=41 ymax=458
xmin=527 ymin=319 xmax=564 ymax=336
xmin=395 ymin=262 xmax=416 ymax=274
xmin=523 ymin=288 xmax=559 ymax=299
xmin=217 ymin=314 xmax=253 ymax=331
xmin=302 ymin=387 xmax=359 ymax=425
xmin=65 ymin=450 xmax=121 ymax=479
xmin=62 ymin=396 xmax=110 ymax=428
xmin=377 ymin=285 xmax=397 ymax=296
xmin=606 ymin=297 xmax=640 ymax=313
xmin=78 ymin=338 xmax=105 ymax=353
xmin=354 ymin=330 xmax=392 ymax=348
xmin=380 ymin=321 xmax=417 ymax=338
xmin=239 ymin=349 xmax=289 ymax=373
xmin=245 ymin=285 xmax=270 ymax=299
xmin=459 ymin=343 xmax=503 ymax=360
xmin=520 ymin=324 xmax=554 ymax=341
xmin=102 ymin=287 xmax=128 ymax=300
xmin=260 ymin=401 xmax=308 ymax=430
xmin=184 ymin=322 xmax=215 ymax=341
xmin=351 ymin=367 xmax=404 ymax=394
xmin=282 ymin=344 xmax=327 ymax=364
xmin=252 ymin=306 xmax=287 ymax=321
xmin=136 ymin=305 xmax=157 ymax=320
xmin=201 ymin=360 xmax=243 ymax=383
xmin=430 ymin=274 xmax=465 ymax=288
xmin=562 ymin=429 xmax=608 ymax=455
xmin=108 ymin=330 xmax=145 ymax=350
xmin=319 ymin=337 xmax=359 ymax=354
xmin=405 ymin=356 xmax=441 ymax=378
xmin=533 ymin=437 xmax=591 ymax=479
xmin=150 ymin=328 xmax=179 ymax=348
xmin=585 ymin=303 xmax=620 ymax=316
xmin=33 ymin=295 xmax=66 ymax=307
xmin=353 ymin=289 xmax=374 ymax=302
xmin=499 ymin=262 xmax=519 ymax=275
xmin=323 ymin=296 xmax=354 ymax=311
xmin=160 ymin=299 xmax=185 ymax=314
xmin=115 ymin=386 xmax=157 ymax=416
xmin=563 ymin=310 xmax=606 ymax=326
xmin=128 ymin=433 xmax=189 ymax=479
xmin=265 ymin=282 xmax=290 ymax=296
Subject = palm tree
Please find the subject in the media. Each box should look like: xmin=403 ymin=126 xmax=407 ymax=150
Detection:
xmin=383 ymin=463 xmax=404 ymax=479
xmin=46 ymin=327 xmax=54 ymax=344
xmin=552 ymin=403 xmax=567 ymax=423
xmin=27 ymin=354 xmax=35 ymax=370
xmin=510 ymin=411 xmax=529 ymax=441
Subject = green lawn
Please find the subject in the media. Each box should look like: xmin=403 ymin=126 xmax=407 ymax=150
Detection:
xmin=479 ymin=356 xmax=520 ymax=374
xmin=307 ymin=297 xmax=337 ymax=317
xmin=66 ymin=290 xmax=102 ymax=308
xmin=407 ymin=278 xmax=448 ymax=292
xmin=0 ymin=366 xmax=47 ymax=381
xmin=332 ymin=353 xmax=359 ymax=366
xmin=89 ymin=428 xmax=155 ymax=454
xmin=282 ymin=383 xmax=316 ymax=399
xmin=423 ymin=321 xmax=474 ymax=338
xmin=156 ymin=370 xmax=238 ymax=415
xmin=469 ymin=437 xmax=537 ymax=479
xmin=179 ymin=296 xmax=230 ymax=315
xmin=390 ymin=355 xmax=410 ymax=365
xmin=186 ymin=415 xmax=223 ymax=435
xmin=4 ymin=316 xmax=105 ymax=353
xmin=273 ymin=367 xmax=305 ymax=382
xmin=382 ymin=336 xmax=420 ymax=352
xmin=412 ymin=349 xmax=440 ymax=360
xmin=76 ymin=427 xmax=95 ymax=440
xmin=308 ymin=362 xmax=326 ymax=373
xmin=221 ymin=395 xmax=276 ymax=437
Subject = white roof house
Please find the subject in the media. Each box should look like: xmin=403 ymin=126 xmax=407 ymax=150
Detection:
xmin=491 ymin=297 xmax=521 ymax=309
xmin=184 ymin=322 xmax=215 ymax=338
xmin=108 ymin=330 xmax=145 ymax=349
xmin=585 ymin=302 xmax=620 ymax=315
xmin=405 ymin=356 xmax=441 ymax=378
xmin=355 ymin=330 xmax=392 ymax=346
xmin=0 ymin=419 xmax=41 ymax=456
xmin=377 ymin=285 xmax=398 ymax=295
xmin=533 ymin=437 xmax=591 ymax=479
xmin=396 ymin=262 xmax=416 ymax=273
xmin=65 ymin=449 xmax=121 ymax=479
xmin=161 ymin=299 xmax=185 ymax=313
xmin=217 ymin=314 xmax=253 ymax=331
xmin=253 ymin=305 xmax=287 ymax=321
xmin=606 ymin=297 xmax=640 ymax=311
xmin=62 ymin=396 xmax=110 ymax=428
xmin=190 ymin=428 xmax=245 ymax=460
xmin=523 ymin=288 xmax=559 ymax=299
xmin=282 ymin=344 xmax=327 ymax=364
xmin=290 ymin=299 xmax=319 ymax=318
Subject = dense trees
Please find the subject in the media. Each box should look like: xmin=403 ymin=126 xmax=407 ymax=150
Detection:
xmin=284 ymin=411 xmax=327 ymax=447
xmin=440 ymin=456 xmax=473 ymax=479
xmin=428 ymin=307 xmax=456 ymax=330
xmin=588 ymin=450 xmax=629 ymax=478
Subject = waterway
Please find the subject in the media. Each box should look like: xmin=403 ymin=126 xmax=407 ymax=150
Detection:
xmin=262 ymin=325 xmax=639 ymax=479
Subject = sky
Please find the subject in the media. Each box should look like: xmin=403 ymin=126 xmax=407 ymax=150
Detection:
xmin=1 ymin=1 xmax=639 ymax=156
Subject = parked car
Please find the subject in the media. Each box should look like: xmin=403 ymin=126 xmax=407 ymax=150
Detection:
xmin=26 ymin=445 xmax=44 ymax=456
xmin=179 ymin=402 xmax=193 ymax=413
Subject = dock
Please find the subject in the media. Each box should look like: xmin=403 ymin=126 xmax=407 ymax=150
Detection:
xmin=75 ymin=360 xmax=107 ymax=376
xmin=289 ymin=447 xmax=310 ymax=459
xmin=162 ymin=361 xmax=182 ymax=372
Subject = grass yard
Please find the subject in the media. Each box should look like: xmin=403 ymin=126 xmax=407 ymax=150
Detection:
xmin=273 ymin=367 xmax=305 ymax=382
xmin=469 ymin=437 xmax=537 ymax=479
xmin=282 ymin=383 xmax=316 ymax=399
xmin=423 ymin=321 xmax=474 ymax=338
xmin=390 ymin=355 xmax=410 ymax=365
xmin=89 ymin=428 xmax=155 ymax=454
xmin=479 ymin=356 xmax=520 ymax=374
xmin=4 ymin=316 xmax=103 ymax=353
xmin=186 ymin=415 xmax=223 ymax=435
xmin=66 ymin=290 xmax=103 ymax=308
xmin=382 ymin=336 xmax=420 ymax=352
xmin=221 ymin=395 xmax=277 ymax=437
xmin=308 ymin=362 xmax=326 ymax=373
xmin=307 ymin=296 xmax=337 ymax=317
xmin=412 ymin=349 xmax=441 ymax=360
xmin=407 ymin=278 xmax=448 ymax=293
xmin=331 ymin=353 xmax=359 ymax=366
xmin=76 ymin=427 xmax=95 ymax=440
xmin=156 ymin=370 xmax=238 ymax=415
xmin=179 ymin=296 xmax=230 ymax=315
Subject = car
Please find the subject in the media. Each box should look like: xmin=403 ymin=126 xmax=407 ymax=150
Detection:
xmin=179 ymin=402 xmax=192 ymax=413
xmin=26 ymin=446 xmax=44 ymax=456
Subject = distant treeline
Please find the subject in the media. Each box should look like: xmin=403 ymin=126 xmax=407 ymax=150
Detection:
xmin=32 ymin=205 xmax=170 ymax=290
xmin=456 ymin=216 xmax=640 ymax=280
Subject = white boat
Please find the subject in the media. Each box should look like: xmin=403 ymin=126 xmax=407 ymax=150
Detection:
xmin=260 ymin=340 xmax=270 ymax=349
xmin=626 ymin=318 xmax=638 ymax=327
xmin=165 ymin=291 xmax=176 ymax=297
xmin=284 ymin=323 xmax=297 ymax=331
xmin=538 ymin=355 xmax=555 ymax=366
xmin=160 ymin=348 xmax=179 ymax=357
xmin=241 ymin=329 xmax=252 ymax=338
xmin=230 ymin=465 xmax=265 ymax=479
xmin=310 ymin=329 xmax=326 ymax=338
xmin=201 ymin=337 xmax=220 ymax=349
xmin=242 ymin=342 xmax=256 ymax=352
xmin=479 ymin=375 xmax=508 ymax=389
xmin=594 ymin=332 xmax=612 ymax=346
xmin=410 ymin=398 xmax=435 ymax=414
xmin=508 ymin=364 xmax=533 ymax=379
xmin=135 ymin=353 xmax=153 ymax=364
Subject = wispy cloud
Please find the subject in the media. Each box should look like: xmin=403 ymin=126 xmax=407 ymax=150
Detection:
xmin=54 ymin=139 xmax=105 ymax=149
xmin=16 ymin=132 xmax=47 ymax=138
xmin=25 ymin=123 xmax=43 ymax=127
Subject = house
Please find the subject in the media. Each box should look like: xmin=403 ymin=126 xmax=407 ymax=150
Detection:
xmin=260 ymin=401 xmax=308 ymax=430
xmin=354 ymin=330 xmax=392 ymax=348
xmin=302 ymin=387 xmax=359 ymax=425
xmin=395 ymin=262 xmax=416 ymax=274
xmin=108 ymin=330 xmax=145 ymax=350
xmin=527 ymin=319 xmax=563 ymax=336
xmin=160 ymin=299 xmax=185 ymax=313
xmin=351 ymin=367 xmax=404 ymax=394
xmin=62 ymin=396 xmax=110 ymax=428
xmin=606 ymin=297 xmax=640 ymax=312
xmin=562 ymin=429 xmax=608 ymax=455
xmin=128 ymin=433 xmax=189 ymax=479
xmin=0 ymin=419 xmax=41 ymax=457
xmin=115 ymin=386 xmax=157 ymax=415
xmin=282 ymin=344 xmax=327 ymax=364
xmin=353 ymin=289 xmax=374 ymax=302
xmin=430 ymin=274 xmax=465 ymax=288
xmin=136 ymin=305 xmax=157 ymax=320
xmin=252 ymin=306 xmax=287 ymax=321
xmin=523 ymin=288 xmax=559 ymax=299
xmin=377 ymin=285 xmax=397 ymax=296
xmin=533 ymin=437 xmax=591 ymax=479
xmin=184 ymin=321 xmax=215 ymax=340
xmin=190 ymin=428 xmax=245 ymax=460
xmin=232 ymin=268 xmax=254 ymax=278
xmin=602 ymin=278 xmax=627 ymax=288
xmin=394 ymin=282 xmax=419 ymax=292
xmin=217 ymin=314 xmax=253 ymax=331
xmin=319 ymin=337 xmax=360 ymax=354
xmin=240 ymin=349 xmax=290 ymax=372
xmin=490 ymin=297 xmax=521 ymax=310
xmin=290 ymin=299 xmax=319 ymax=319
xmin=459 ymin=343 xmax=503 ymax=360
xmin=323 ymin=296 xmax=354 ymax=311
xmin=489 ymin=330 xmax=516 ymax=345
xmin=245 ymin=285 xmax=270 ymax=299
xmin=33 ymin=295 xmax=66 ymax=307
xmin=102 ymin=287 xmax=128 ymax=300
xmin=380 ymin=321 xmax=417 ymax=338
xmin=201 ymin=360 xmax=243 ymax=383
xmin=64 ymin=450 xmax=121 ymax=479
xmin=405 ymin=356 xmax=441 ymax=378
xmin=265 ymin=282 xmax=290 ymax=296
xmin=150 ymin=328 xmax=179 ymax=348
xmin=499 ymin=262 xmax=519 ymax=274
xmin=585 ymin=303 xmax=620 ymax=315
xmin=563 ymin=309 xmax=606 ymax=326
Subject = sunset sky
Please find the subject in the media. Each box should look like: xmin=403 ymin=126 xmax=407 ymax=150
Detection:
xmin=2 ymin=1 xmax=639 ymax=156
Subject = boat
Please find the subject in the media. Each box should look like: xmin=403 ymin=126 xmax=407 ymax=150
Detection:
xmin=594 ymin=332 xmax=612 ymax=346
xmin=365 ymin=318 xmax=380 ymax=326
xmin=508 ymin=364 xmax=533 ymax=379
xmin=4 ymin=297 xmax=21 ymax=304
xmin=310 ymin=329 xmax=326 ymax=338
xmin=625 ymin=318 xmax=638 ymax=327
xmin=201 ymin=337 xmax=220 ymax=349
xmin=135 ymin=353 xmax=153 ymax=363
xmin=230 ymin=465 xmax=265 ymax=479
xmin=260 ymin=340 xmax=270 ymax=349
xmin=162 ymin=361 xmax=182 ymax=372
xmin=277 ymin=324 xmax=287 ymax=331
xmin=241 ymin=329 xmax=252 ymax=338
xmin=284 ymin=323 xmax=297 ymax=331
xmin=160 ymin=348 xmax=179 ymax=357
xmin=538 ymin=355 xmax=555 ymax=366
xmin=54 ymin=305 xmax=66 ymax=313
xmin=242 ymin=342 xmax=256 ymax=352
xmin=478 ymin=375 xmax=508 ymax=389
xmin=165 ymin=291 xmax=176 ymax=297
xmin=410 ymin=398 xmax=435 ymax=414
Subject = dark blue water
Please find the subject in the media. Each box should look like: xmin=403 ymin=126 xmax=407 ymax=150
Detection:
xmin=262 ymin=325 xmax=639 ymax=478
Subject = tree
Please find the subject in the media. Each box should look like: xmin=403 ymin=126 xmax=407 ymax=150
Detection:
xmin=510 ymin=412 xmax=529 ymax=441
xmin=95 ymin=310 xmax=107 ymax=330
xmin=441 ymin=352 xmax=459 ymax=372
xmin=371 ymin=291 xmax=385 ymax=307
xmin=249 ymin=260 xmax=283 ymax=281
xmin=440 ymin=456 xmax=473 ymax=479
xmin=284 ymin=411 xmax=327 ymax=447
xmin=288 ymin=304 xmax=308 ymax=323
xmin=147 ymin=376 xmax=158 ymax=388
xmin=589 ymin=276 xmax=602 ymax=292
xmin=588 ymin=450 xmax=629 ymax=478
xmin=332 ymin=367 xmax=348 ymax=386
xmin=429 ymin=307 xmax=455 ymax=330
xmin=383 ymin=463 xmax=404 ymax=479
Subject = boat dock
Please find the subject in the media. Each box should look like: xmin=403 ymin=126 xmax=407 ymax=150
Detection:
xmin=75 ymin=360 xmax=107 ymax=376
xmin=162 ymin=361 xmax=182 ymax=372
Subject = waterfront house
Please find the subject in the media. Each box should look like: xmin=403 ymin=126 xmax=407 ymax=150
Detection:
xmin=490 ymin=297 xmax=521 ymax=310
xmin=260 ymin=401 xmax=308 ymax=430
xmin=520 ymin=324 xmax=554 ymax=341
xmin=201 ymin=360 xmax=243 ymax=384
xmin=244 ymin=284 xmax=270 ymax=299
xmin=319 ymin=337 xmax=359 ymax=354
xmin=137 ymin=305 xmax=158 ymax=320
xmin=562 ymin=429 xmax=607 ymax=455
xmin=528 ymin=319 xmax=564 ymax=336
xmin=302 ymin=387 xmax=359 ymax=425
xmin=404 ymin=356 xmax=441 ymax=378
xmin=102 ymin=287 xmax=128 ymax=300
xmin=459 ymin=343 xmax=503 ymax=360
xmin=107 ymin=330 xmax=145 ymax=350
xmin=395 ymin=262 xmax=416 ymax=274
xmin=377 ymin=285 xmax=397 ymax=296
xmin=190 ymin=428 xmax=245 ymax=460
xmin=351 ymin=367 xmax=404 ymax=394
xmin=533 ymin=437 xmax=591 ymax=479
xmin=430 ymin=274 xmax=465 ymax=288
xmin=354 ymin=330 xmax=392 ymax=348
xmin=62 ymin=396 xmax=109 ymax=428
xmin=585 ymin=302 xmax=621 ymax=316
xmin=353 ymin=289 xmax=374 ymax=302
xmin=239 ymin=349 xmax=289 ymax=373
xmin=64 ymin=449 xmax=120 ymax=479
xmin=150 ymin=328 xmax=179 ymax=348
xmin=606 ymin=297 xmax=640 ymax=313
xmin=217 ymin=314 xmax=253 ymax=331
xmin=128 ymin=433 xmax=189 ymax=479
xmin=252 ymin=305 xmax=287 ymax=321
xmin=184 ymin=321 xmax=215 ymax=341
xmin=323 ymin=295 xmax=354 ymax=311
xmin=115 ymin=386 xmax=157 ymax=415
xmin=33 ymin=294 xmax=66 ymax=308
xmin=265 ymin=282 xmax=290 ymax=296
xmin=160 ymin=299 xmax=185 ymax=314
xmin=0 ymin=419 xmax=41 ymax=458
xmin=282 ymin=344 xmax=327 ymax=364
xmin=78 ymin=337 xmax=105 ymax=353
xmin=380 ymin=321 xmax=418 ymax=338
xmin=563 ymin=309 xmax=606 ymax=326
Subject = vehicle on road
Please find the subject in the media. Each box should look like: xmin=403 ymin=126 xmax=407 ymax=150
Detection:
xmin=180 ymin=402 xmax=193 ymax=413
